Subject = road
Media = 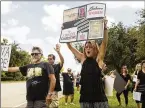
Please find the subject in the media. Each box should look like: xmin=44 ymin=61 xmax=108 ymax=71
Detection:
xmin=1 ymin=82 xmax=26 ymax=108
xmin=1 ymin=81 xmax=63 ymax=108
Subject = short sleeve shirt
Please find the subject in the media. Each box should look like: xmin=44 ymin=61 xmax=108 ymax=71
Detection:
xmin=19 ymin=62 xmax=54 ymax=101
xmin=120 ymin=74 xmax=131 ymax=83
xmin=137 ymin=71 xmax=145 ymax=85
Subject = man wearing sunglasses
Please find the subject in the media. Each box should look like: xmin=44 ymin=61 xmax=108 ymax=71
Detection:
xmin=8 ymin=46 xmax=56 ymax=108
xmin=48 ymin=44 xmax=64 ymax=108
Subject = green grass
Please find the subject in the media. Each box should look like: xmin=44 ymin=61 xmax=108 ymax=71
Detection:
xmin=59 ymin=88 xmax=137 ymax=108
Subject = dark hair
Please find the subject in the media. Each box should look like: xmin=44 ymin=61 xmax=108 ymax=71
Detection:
xmin=121 ymin=64 xmax=127 ymax=68
xmin=121 ymin=65 xmax=128 ymax=74
xmin=32 ymin=46 xmax=43 ymax=54
xmin=141 ymin=60 xmax=145 ymax=69
xmin=48 ymin=54 xmax=55 ymax=60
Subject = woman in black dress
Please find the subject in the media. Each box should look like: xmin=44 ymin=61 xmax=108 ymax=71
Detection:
xmin=66 ymin=18 xmax=108 ymax=108
xmin=76 ymin=73 xmax=81 ymax=91
xmin=62 ymin=68 xmax=75 ymax=105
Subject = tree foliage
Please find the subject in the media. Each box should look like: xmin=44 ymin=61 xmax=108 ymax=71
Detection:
xmin=1 ymin=39 xmax=31 ymax=81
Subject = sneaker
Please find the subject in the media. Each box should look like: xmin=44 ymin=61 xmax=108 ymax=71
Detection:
xmin=70 ymin=103 xmax=75 ymax=105
xmin=65 ymin=103 xmax=68 ymax=105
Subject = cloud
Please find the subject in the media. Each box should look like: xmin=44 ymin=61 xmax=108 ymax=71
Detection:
xmin=1 ymin=1 xmax=20 ymax=15
xmin=1 ymin=18 xmax=19 ymax=28
xmin=1 ymin=1 xmax=12 ymax=14
xmin=107 ymin=16 xmax=116 ymax=27
xmin=60 ymin=44 xmax=81 ymax=72
xmin=1 ymin=26 xmax=30 ymax=44
xmin=1 ymin=23 xmax=7 ymax=27
xmin=42 ymin=4 xmax=69 ymax=32
xmin=7 ymin=19 xmax=19 ymax=26
xmin=94 ymin=1 xmax=144 ymax=9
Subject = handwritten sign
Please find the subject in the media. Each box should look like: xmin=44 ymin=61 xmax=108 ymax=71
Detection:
xmin=60 ymin=27 xmax=77 ymax=42
xmin=60 ymin=3 xmax=106 ymax=43
xmin=1 ymin=45 xmax=12 ymax=71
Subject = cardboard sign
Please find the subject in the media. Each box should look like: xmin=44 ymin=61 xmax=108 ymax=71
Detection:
xmin=60 ymin=3 xmax=106 ymax=43
xmin=1 ymin=45 xmax=12 ymax=71
xmin=113 ymin=71 xmax=126 ymax=93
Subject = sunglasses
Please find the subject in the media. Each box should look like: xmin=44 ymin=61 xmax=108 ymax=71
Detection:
xmin=31 ymin=53 xmax=41 ymax=56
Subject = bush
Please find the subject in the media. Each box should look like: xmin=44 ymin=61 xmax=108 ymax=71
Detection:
xmin=1 ymin=77 xmax=14 ymax=81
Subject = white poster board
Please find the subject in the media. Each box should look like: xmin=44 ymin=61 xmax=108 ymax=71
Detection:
xmin=133 ymin=75 xmax=137 ymax=82
xmin=1 ymin=45 xmax=12 ymax=71
xmin=133 ymin=91 xmax=142 ymax=101
xmin=60 ymin=3 xmax=106 ymax=43
xmin=86 ymin=3 xmax=106 ymax=19
xmin=105 ymin=76 xmax=115 ymax=96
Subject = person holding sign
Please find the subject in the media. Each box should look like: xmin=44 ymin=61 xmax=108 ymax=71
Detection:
xmin=7 ymin=47 xmax=56 ymax=108
xmin=66 ymin=18 xmax=109 ymax=108
xmin=116 ymin=65 xmax=131 ymax=107
xmin=134 ymin=60 xmax=145 ymax=108
xmin=132 ymin=63 xmax=142 ymax=108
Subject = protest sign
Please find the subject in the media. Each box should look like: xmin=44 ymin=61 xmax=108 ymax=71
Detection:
xmin=60 ymin=3 xmax=106 ymax=43
xmin=113 ymin=71 xmax=126 ymax=93
xmin=133 ymin=91 xmax=142 ymax=101
xmin=105 ymin=75 xmax=115 ymax=96
xmin=1 ymin=45 xmax=12 ymax=71
xmin=133 ymin=75 xmax=137 ymax=82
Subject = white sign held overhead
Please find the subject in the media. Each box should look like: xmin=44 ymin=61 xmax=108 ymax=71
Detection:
xmin=60 ymin=3 xmax=106 ymax=43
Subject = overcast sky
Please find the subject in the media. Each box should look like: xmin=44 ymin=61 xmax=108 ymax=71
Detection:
xmin=1 ymin=1 xmax=144 ymax=73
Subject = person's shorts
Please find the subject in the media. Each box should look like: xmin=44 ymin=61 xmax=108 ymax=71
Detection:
xmin=26 ymin=100 xmax=47 ymax=108
xmin=49 ymin=92 xmax=59 ymax=108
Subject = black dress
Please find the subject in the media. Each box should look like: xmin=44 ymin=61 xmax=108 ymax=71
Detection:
xmin=62 ymin=73 xmax=74 ymax=95
xmin=80 ymin=57 xmax=108 ymax=103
